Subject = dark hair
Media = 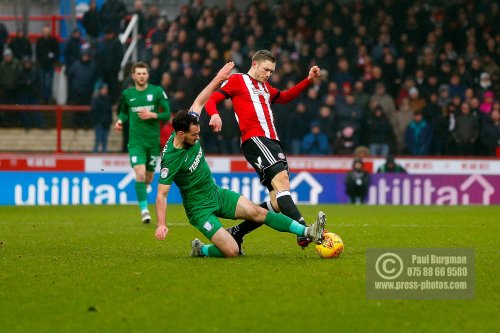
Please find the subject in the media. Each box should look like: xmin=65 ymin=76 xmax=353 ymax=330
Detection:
xmin=131 ymin=62 xmax=149 ymax=74
xmin=252 ymin=50 xmax=276 ymax=63
xmin=172 ymin=110 xmax=199 ymax=132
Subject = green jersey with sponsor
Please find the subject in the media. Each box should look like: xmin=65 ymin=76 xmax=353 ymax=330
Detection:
xmin=159 ymin=133 xmax=217 ymax=212
xmin=118 ymin=84 xmax=171 ymax=146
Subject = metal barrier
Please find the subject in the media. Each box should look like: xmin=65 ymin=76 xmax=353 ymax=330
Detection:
xmin=0 ymin=104 xmax=90 ymax=153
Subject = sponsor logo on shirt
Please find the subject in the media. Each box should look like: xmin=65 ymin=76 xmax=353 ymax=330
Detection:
xmin=130 ymin=105 xmax=155 ymax=112
xmin=203 ymin=221 xmax=213 ymax=232
xmin=160 ymin=167 xmax=169 ymax=179
xmin=188 ymin=147 xmax=203 ymax=172
xmin=251 ymin=87 xmax=270 ymax=100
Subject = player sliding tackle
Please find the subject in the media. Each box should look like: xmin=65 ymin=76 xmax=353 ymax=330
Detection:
xmin=155 ymin=62 xmax=326 ymax=257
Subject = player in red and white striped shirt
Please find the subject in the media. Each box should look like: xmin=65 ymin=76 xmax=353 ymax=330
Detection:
xmin=203 ymin=50 xmax=325 ymax=251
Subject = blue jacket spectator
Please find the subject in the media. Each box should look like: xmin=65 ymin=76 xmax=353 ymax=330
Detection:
xmin=405 ymin=112 xmax=433 ymax=155
xmin=301 ymin=121 xmax=330 ymax=155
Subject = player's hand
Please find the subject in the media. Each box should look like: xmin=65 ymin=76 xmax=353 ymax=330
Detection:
xmin=209 ymin=114 xmax=222 ymax=132
xmin=216 ymin=62 xmax=235 ymax=82
xmin=114 ymin=120 xmax=123 ymax=131
xmin=155 ymin=225 xmax=169 ymax=240
xmin=308 ymin=66 xmax=321 ymax=80
xmin=138 ymin=109 xmax=156 ymax=120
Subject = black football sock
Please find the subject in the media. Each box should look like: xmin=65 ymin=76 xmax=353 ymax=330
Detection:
xmin=276 ymin=190 xmax=306 ymax=226
xmin=231 ymin=201 xmax=271 ymax=240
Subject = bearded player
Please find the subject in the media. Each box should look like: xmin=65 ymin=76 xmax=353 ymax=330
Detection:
xmin=114 ymin=62 xmax=171 ymax=224
xmin=201 ymin=50 xmax=322 ymax=250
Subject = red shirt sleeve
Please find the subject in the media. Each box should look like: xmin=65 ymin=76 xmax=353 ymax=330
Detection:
xmin=205 ymin=74 xmax=240 ymax=116
xmin=271 ymin=78 xmax=311 ymax=104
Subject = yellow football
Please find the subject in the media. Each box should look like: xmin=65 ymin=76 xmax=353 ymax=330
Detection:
xmin=315 ymin=232 xmax=344 ymax=259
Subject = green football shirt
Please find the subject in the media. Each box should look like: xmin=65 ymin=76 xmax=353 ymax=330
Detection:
xmin=118 ymin=84 xmax=171 ymax=146
xmin=159 ymin=133 xmax=218 ymax=212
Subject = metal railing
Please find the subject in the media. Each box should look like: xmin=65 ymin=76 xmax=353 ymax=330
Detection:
xmin=0 ymin=104 xmax=90 ymax=153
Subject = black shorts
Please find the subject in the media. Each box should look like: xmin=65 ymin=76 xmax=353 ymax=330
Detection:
xmin=241 ymin=137 xmax=289 ymax=191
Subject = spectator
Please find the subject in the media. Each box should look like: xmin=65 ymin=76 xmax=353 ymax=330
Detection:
xmin=91 ymin=83 xmax=113 ymax=152
xmin=65 ymin=29 xmax=82 ymax=72
xmin=364 ymin=106 xmax=394 ymax=157
xmin=82 ymin=0 xmax=101 ymax=48
xmin=218 ymin=99 xmax=241 ymax=155
xmin=317 ymin=105 xmax=336 ymax=145
xmin=17 ymin=56 xmax=43 ymax=130
xmin=377 ymin=155 xmax=407 ymax=173
xmin=96 ymin=29 xmax=124 ymax=103
xmin=301 ymin=121 xmax=330 ymax=155
xmin=35 ymin=26 xmax=60 ymax=104
xmin=408 ymin=87 xmax=426 ymax=114
xmin=452 ymin=102 xmax=479 ymax=156
xmin=68 ymin=49 xmax=98 ymax=128
xmin=335 ymin=94 xmax=363 ymax=135
xmin=334 ymin=126 xmax=356 ymax=156
xmin=393 ymin=97 xmax=414 ymax=154
xmin=405 ymin=111 xmax=433 ymax=156
xmin=479 ymin=91 xmax=495 ymax=115
xmin=100 ymin=0 xmax=127 ymax=34
xmin=0 ymin=22 xmax=7 ymax=58
xmin=287 ymin=102 xmax=312 ymax=155
xmin=8 ymin=29 xmax=32 ymax=61
xmin=0 ymin=48 xmax=22 ymax=126
xmin=480 ymin=108 xmax=500 ymax=157
xmin=345 ymin=157 xmax=371 ymax=204
xmin=370 ymin=82 xmax=397 ymax=121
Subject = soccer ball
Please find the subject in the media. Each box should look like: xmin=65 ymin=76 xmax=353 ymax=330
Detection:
xmin=315 ymin=232 xmax=344 ymax=259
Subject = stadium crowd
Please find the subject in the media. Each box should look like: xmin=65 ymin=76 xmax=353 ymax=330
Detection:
xmin=0 ymin=0 xmax=499 ymax=157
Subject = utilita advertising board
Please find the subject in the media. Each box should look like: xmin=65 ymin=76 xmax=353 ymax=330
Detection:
xmin=0 ymin=154 xmax=499 ymax=206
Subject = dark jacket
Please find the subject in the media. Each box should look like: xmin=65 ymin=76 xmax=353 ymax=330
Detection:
xmin=35 ymin=36 xmax=60 ymax=69
xmin=91 ymin=94 xmax=113 ymax=127
xmin=82 ymin=8 xmax=101 ymax=38
xmin=9 ymin=37 xmax=32 ymax=60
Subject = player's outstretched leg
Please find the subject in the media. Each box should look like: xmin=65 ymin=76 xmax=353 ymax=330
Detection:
xmin=262 ymin=210 xmax=326 ymax=244
xmin=190 ymin=239 xmax=227 ymax=257
xmin=304 ymin=211 xmax=327 ymax=244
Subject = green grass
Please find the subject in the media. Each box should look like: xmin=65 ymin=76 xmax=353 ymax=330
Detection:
xmin=0 ymin=205 xmax=498 ymax=332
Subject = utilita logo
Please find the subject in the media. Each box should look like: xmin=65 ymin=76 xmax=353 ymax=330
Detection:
xmin=218 ymin=172 xmax=323 ymax=204
xmin=368 ymin=174 xmax=495 ymax=205
xmin=13 ymin=172 xmax=142 ymax=205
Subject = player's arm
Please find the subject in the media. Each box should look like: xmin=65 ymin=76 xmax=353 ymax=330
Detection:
xmin=190 ymin=62 xmax=234 ymax=115
xmin=155 ymin=183 xmax=171 ymax=240
xmin=272 ymin=66 xmax=321 ymax=104
xmin=114 ymin=96 xmax=128 ymax=131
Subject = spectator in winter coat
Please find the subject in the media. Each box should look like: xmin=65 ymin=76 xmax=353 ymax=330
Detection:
xmin=345 ymin=157 xmax=371 ymax=204
xmin=91 ymin=83 xmax=113 ymax=153
xmin=96 ymin=29 xmax=124 ymax=102
xmin=8 ymin=29 xmax=32 ymax=61
xmin=82 ymin=0 xmax=101 ymax=48
xmin=35 ymin=26 xmax=60 ymax=104
xmin=301 ymin=121 xmax=330 ymax=155
xmin=68 ymin=49 xmax=98 ymax=127
xmin=364 ymin=106 xmax=395 ymax=156
xmin=17 ymin=57 xmax=43 ymax=129
xmin=377 ymin=155 xmax=407 ymax=173
xmin=480 ymin=108 xmax=500 ymax=157
xmin=405 ymin=111 xmax=433 ymax=156
xmin=452 ymin=102 xmax=479 ymax=156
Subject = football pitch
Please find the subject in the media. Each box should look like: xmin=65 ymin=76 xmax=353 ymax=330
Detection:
xmin=0 ymin=204 xmax=498 ymax=332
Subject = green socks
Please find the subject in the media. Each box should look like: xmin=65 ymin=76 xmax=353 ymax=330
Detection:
xmin=135 ymin=181 xmax=148 ymax=211
xmin=201 ymin=245 xmax=224 ymax=257
xmin=264 ymin=211 xmax=306 ymax=236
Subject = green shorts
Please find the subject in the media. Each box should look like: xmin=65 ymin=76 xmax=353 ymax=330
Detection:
xmin=187 ymin=187 xmax=241 ymax=240
xmin=128 ymin=144 xmax=159 ymax=171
